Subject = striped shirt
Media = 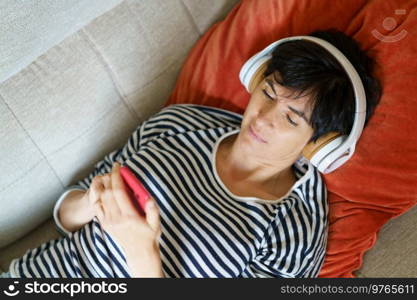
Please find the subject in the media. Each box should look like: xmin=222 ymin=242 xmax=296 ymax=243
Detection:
xmin=8 ymin=104 xmax=328 ymax=278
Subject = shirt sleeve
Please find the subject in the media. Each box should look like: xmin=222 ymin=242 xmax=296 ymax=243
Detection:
xmin=241 ymin=204 xmax=328 ymax=278
xmin=52 ymin=119 xmax=148 ymax=237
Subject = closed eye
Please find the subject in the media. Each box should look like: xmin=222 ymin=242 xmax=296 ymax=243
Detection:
xmin=286 ymin=115 xmax=297 ymax=126
xmin=262 ymin=89 xmax=298 ymax=126
xmin=262 ymin=88 xmax=274 ymax=100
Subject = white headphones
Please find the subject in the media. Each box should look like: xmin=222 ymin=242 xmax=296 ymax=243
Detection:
xmin=239 ymin=36 xmax=367 ymax=174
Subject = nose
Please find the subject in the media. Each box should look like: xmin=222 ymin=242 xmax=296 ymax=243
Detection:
xmin=256 ymin=104 xmax=276 ymax=129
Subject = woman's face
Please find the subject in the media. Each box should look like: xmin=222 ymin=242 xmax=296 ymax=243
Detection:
xmin=238 ymin=73 xmax=315 ymax=163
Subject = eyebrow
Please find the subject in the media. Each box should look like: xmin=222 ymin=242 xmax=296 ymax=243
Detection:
xmin=265 ymin=78 xmax=309 ymax=124
xmin=265 ymin=78 xmax=278 ymax=95
xmin=288 ymin=106 xmax=309 ymax=123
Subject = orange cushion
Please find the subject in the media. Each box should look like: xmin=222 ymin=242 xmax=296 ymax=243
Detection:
xmin=166 ymin=0 xmax=417 ymax=277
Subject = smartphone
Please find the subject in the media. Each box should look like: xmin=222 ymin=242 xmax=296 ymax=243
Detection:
xmin=119 ymin=165 xmax=151 ymax=216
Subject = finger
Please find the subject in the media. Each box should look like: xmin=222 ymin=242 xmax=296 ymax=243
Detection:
xmin=101 ymin=186 xmax=122 ymax=217
xmin=91 ymin=175 xmax=105 ymax=189
xmin=90 ymin=176 xmax=104 ymax=205
xmin=95 ymin=199 xmax=105 ymax=221
xmin=110 ymin=162 xmax=137 ymax=213
xmin=145 ymin=198 xmax=160 ymax=233
xmin=90 ymin=177 xmax=105 ymax=218
xmin=99 ymin=172 xmax=121 ymax=216
xmin=100 ymin=173 xmax=121 ymax=213
xmin=101 ymin=174 xmax=111 ymax=189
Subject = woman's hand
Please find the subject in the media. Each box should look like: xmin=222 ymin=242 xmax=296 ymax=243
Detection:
xmin=92 ymin=162 xmax=163 ymax=278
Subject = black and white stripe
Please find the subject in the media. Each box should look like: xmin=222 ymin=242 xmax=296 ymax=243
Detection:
xmin=9 ymin=104 xmax=328 ymax=278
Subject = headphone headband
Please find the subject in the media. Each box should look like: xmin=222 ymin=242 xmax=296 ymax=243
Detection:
xmin=239 ymin=35 xmax=367 ymax=173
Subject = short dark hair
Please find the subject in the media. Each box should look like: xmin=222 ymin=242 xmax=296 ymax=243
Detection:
xmin=263 ymin=29 xmax=382 ymax=143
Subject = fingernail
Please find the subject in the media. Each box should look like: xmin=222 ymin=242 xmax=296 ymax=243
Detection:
xmin=146 ymin=201 xmax=155 ymax=210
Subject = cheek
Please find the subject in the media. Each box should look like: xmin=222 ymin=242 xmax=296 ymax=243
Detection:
xmin=269 ymin=129 xmax=313 ymax=151
xmin=241 ymin=96 xmax=260 ymax=126
xmin=246 ymin=94 xmax=262 ymax=111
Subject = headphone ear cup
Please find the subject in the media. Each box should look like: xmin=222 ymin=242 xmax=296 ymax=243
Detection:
xmin=302 ymin=131 xmax=342 ymax=161
xmin=240 ymin=50 xmax=272 ymax=93
xmin=248 ymin=60 xmax=270 ymax=93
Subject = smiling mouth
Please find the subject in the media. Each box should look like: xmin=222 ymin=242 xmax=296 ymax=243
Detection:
xmin=249 ymin=125 xmax=267 ymax=143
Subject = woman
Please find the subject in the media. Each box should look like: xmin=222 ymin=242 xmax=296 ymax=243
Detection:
xmin=1 ymin=29 xmax=381 ymax=278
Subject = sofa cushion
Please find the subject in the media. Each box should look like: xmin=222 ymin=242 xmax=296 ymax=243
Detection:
xmin=166 ymin=0 xmax=417 ymax=277
xmin=358 ymin=204 xmax=417 ymax=277
xmin=0 ymin=0 xmax=123 ymax=83
xmin=0 ymin=219 xmax=61 ymax=272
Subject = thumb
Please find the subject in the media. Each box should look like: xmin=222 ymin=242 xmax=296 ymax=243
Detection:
xmin=145 ymin=198 xmax=160 ymax=234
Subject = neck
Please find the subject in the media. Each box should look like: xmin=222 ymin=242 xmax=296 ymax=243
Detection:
xmin=218 ymin=133 xmax=295 ymax=187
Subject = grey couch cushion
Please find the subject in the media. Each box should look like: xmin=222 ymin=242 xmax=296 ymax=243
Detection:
xmin=0 ymin=0 xmax=124 ymax=83
xmin=0 ymin=219 xmax=61 ymax=272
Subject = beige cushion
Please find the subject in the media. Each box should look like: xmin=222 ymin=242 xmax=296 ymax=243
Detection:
xmin=355 ymin=204 xmax=417 ymax=278
xmin=0 ymin=219 xmax=61 ymax=272
xmin=0 ymin=0 xmax=124 ymax=83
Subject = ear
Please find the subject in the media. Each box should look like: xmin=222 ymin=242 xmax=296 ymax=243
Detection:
xmin=302 ymin=131 xmax=341 ymax=160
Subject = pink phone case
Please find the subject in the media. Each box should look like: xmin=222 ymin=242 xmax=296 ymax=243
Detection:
xmin=119 ymin=165 xmax=151 ymax=216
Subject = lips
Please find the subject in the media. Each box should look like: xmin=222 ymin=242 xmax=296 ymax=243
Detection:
xmin=249 ymin=125 xmax=267 ymax=143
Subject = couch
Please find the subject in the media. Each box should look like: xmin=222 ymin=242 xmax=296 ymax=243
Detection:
xmin=1 ymin=0 xmax=416 ymax=278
